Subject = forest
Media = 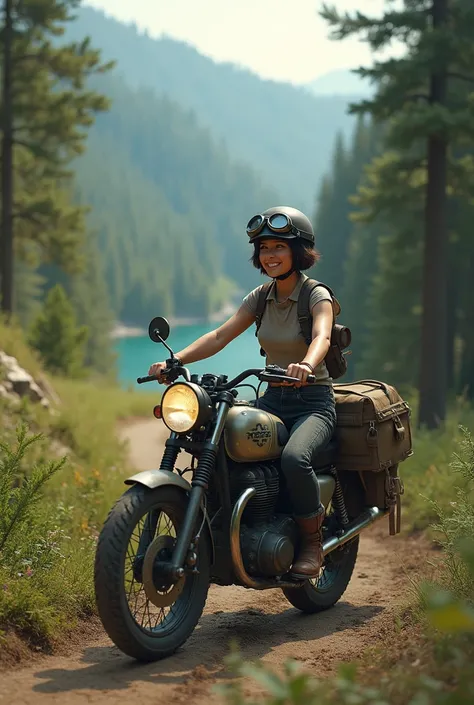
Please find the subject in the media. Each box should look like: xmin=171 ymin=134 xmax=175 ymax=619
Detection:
xmin=0 ymin=0 xmax=473 ymax=427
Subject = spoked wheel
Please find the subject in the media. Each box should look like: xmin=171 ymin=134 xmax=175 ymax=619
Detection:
xmin=282 ymin=536 xmax=359 ymax=614
xmin=94 ymin=484 xmax=210 ymax=661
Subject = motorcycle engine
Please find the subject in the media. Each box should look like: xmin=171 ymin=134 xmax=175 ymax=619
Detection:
xmin=228 ymin=459 xmax=298 ymax=577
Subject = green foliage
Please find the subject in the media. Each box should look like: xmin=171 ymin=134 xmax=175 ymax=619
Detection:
xmin=28 ymin=284 xmax=88 ymax=377
xmin=68 ymin=235 xmax=117 ymax=376
xmin=320 ymin=0 xmax=474 ymax=427
xmin=0 ymin=425 xmax=80 ymax=642
xmin=71 ymin=74 xmax=281 ymax=325
xmin=0 ymin=323 xmax=155 ymax=645
xmin=426 ymin=428 xmax=474 ymax=600
xmin=0 ymin=425 xmax=65 ymax=556
xmin=5 ymin=0 xmax=112 ymax=274
xmin=311 ymin=117 xmax=383 ymax=297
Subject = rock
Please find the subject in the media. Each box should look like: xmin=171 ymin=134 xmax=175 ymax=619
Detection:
xmin=0 ymin=383 xmax=18 ymax=404
xmin=0 ymin=350 xmax=55 ymax=410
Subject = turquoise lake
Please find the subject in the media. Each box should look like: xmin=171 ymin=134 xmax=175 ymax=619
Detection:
xmin=115 ymin=323 xmax=263 ymax=391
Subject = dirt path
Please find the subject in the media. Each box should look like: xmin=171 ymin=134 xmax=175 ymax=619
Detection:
xmin=0 ymin=419 xmax=431 ymax=704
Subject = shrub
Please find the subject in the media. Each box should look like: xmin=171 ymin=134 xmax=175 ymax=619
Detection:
xmin=29 ymin=284 xmax=88 ymax=378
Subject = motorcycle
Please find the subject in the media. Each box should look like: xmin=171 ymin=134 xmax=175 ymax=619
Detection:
xmin=94 ymin=316 xmax=392 ymax=662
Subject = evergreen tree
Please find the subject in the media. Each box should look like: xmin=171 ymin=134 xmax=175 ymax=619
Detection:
xmin=0 ymin=0 xmax=112 ymax=315
xmin=69 ymin=234 xmax=116 ymax=376
xmin=29 ymin=283 xmax=88 ymax=377
xmin=322 ymin=0 xmax=474 ymax=428
xmin=312 ymin=117 xmax=382 ymax=296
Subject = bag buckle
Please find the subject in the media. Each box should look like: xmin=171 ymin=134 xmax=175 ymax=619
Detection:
xmin=387 ymin=473 xmax=404 ymax=536
xmin=367 ymin=421 xmax=378 ymax=447
xmin=393 ymin=415 xmax=405 ymax=442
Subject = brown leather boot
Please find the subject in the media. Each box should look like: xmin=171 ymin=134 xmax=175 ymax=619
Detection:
xmin=291 ymin=513 xmax=325 ymax=579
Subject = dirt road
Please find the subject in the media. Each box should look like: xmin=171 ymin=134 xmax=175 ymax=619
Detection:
xmin=0 ymin=418 xmax=429 ymax=704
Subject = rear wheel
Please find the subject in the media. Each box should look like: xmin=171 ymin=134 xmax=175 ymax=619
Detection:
xmin=94 ymin=484 xmax=210 ymax=661
xmin=282 ymin=536 xmax=359 ymax=613
xmin=283 ymin=473 xmax=364 ymax=613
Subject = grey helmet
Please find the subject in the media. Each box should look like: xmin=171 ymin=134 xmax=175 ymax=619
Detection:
xmin=246 ymin=206 xmax=315 ymax=245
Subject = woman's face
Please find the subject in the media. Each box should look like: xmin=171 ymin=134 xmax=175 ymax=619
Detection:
xmin=258 ymin=238 xmax=293 ymax=278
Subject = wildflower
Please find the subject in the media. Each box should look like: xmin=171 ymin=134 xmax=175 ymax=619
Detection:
xmin=74 ymin=470 xmax=85 ymax=486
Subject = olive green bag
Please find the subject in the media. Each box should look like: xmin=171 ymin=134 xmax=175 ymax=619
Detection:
xmin=333 ymin=379 xmax=412 ymax=534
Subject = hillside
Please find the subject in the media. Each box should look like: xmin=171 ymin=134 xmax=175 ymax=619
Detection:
xmin=66 ymin=5 xmax=358 ymax=211
xmin=73 ymin=74 xmax=278 ymax=325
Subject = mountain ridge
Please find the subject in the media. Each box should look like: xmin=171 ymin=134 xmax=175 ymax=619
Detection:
xmin=67 ymin=6 xmax=360 ymax=211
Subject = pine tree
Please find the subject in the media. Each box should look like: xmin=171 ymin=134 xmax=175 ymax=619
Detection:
xmin=321 ymin=0 xmax=474 ymax=428
xmin=69 ymin=234 xmax=116 ymax=376
xmin=0 ymin=0 xmax=112 ymax=315
xmin=312 ymin=118 xmax=383 ymax=297
xmin=29 ymin=283 xmax=88 ymax=377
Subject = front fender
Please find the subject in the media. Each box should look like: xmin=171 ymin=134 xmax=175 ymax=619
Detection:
xmin=124 ymin=469 xmax=215 ymax=564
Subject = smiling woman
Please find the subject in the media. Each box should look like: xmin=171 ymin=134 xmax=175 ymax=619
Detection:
xmin=147 ymin=204 xmax=337 ymax=580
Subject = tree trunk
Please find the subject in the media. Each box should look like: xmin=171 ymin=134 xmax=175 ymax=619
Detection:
xmin=446 ymin=253 xmax=457 ymax=392
xmin=418 ymin=0 xmax=449 ymax=429
xmin=459 ymin=248 xmax=474 ymax=401
xmin=1 ymin=0 xmax=14 ymax=316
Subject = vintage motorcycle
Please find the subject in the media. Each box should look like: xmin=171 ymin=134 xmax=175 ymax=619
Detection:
xmin=94 ymin=317 xmax=394 ymax=662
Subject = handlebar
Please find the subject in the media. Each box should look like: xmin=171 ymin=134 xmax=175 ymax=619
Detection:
xmin=137 ymin=365 xmax=315 ymax=388
xmin=137 ymin=375 xmax=158 ymax=384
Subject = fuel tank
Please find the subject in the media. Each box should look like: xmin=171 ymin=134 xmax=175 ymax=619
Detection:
xmin=224 ymin=405 xmax=289 ymax=463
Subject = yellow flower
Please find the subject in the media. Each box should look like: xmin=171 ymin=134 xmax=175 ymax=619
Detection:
xmin=74 ymin=470 xmax=85 ymax=486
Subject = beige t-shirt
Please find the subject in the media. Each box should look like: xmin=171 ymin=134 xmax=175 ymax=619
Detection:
xmin=242 ymin=274 xmax=333 ymax=385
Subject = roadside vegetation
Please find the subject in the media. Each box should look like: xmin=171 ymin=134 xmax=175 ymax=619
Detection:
xmin=0 ymin=319 xmax=155 ymax=650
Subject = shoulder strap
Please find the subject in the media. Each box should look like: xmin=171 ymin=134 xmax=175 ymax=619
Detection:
xmin=254 ymin=281 xmax=274 ymax=335
xmin=297 ymin=278 xmax=340 ymax=345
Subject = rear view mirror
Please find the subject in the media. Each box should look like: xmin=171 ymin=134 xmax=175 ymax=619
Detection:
xmin=148 ymin=317 xmax=170 ymax=344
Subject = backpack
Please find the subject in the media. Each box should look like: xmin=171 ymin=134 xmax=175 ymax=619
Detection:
xmin=254 ymin=278 xmax=352 ymax=380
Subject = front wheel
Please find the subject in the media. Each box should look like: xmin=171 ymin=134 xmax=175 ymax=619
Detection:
xmin=94 ymin=484 xmax=211 ymax=661
xmin=282 ymin=537 xmax=359 ymax=613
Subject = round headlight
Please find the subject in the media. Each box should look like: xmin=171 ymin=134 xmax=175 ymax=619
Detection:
xmin=161 ymin=382 xmax=212 ymax=434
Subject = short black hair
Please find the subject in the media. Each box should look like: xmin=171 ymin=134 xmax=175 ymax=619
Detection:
xmin=250 ymin=239 xmax=320 ymax=274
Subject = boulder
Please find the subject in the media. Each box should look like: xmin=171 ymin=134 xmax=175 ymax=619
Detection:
xmin=0 ymin=351 xmax=51 ymax=409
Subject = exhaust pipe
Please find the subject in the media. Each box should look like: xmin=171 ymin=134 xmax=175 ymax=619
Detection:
xmin=230 ymin=488 xmax=389 ymax=589
xmin=322 ymin=506 xmax=388 ymax=555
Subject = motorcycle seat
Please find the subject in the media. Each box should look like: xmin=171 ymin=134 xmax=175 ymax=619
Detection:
xmin=312 ymin=437 xmax=338 ymax=472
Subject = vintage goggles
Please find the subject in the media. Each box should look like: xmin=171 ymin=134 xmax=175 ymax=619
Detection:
xmin=246 ymin=213 xmax=300 ymax=240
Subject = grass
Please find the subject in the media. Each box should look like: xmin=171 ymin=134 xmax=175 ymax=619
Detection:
xmin=0 ymin=319 xmax=157 ymax=651
xmin=398 ymin=395 xmax=474 ymax=532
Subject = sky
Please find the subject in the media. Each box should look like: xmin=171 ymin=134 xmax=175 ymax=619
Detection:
xmin=84 ymin=0 xmax=398 ymax=85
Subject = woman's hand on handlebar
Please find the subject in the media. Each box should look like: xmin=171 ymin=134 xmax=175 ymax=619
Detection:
xmin=286 ymin=362 xmax=313 ymax=388
xmin=147 ymin=361 xmax=170 ymax=385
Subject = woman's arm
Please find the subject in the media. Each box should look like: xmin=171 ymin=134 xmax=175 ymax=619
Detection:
xmin=286 ymin=300 xmax=333 ymax=384
xmin=175 ymin=304 xmax=255 ymax=365
xmin=301 ymin=300 xmax=333 ymax=371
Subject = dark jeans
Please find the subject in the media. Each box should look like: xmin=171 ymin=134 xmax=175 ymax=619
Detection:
xmin=255 ymin=384 xmax=337 ymax=518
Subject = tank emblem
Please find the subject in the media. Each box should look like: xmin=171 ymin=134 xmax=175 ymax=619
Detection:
xmin=247 ymin=423 xmax=271 ymax=447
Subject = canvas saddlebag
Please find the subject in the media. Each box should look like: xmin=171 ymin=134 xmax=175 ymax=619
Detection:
xmin=333 ymin=379 xmax=413 ymax=535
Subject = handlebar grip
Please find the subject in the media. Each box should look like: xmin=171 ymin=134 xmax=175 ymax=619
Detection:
xmin=269 ymin=365 xmax=316 ymax=384
xmin=136 ymin=375 xmax=158 ymax=384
